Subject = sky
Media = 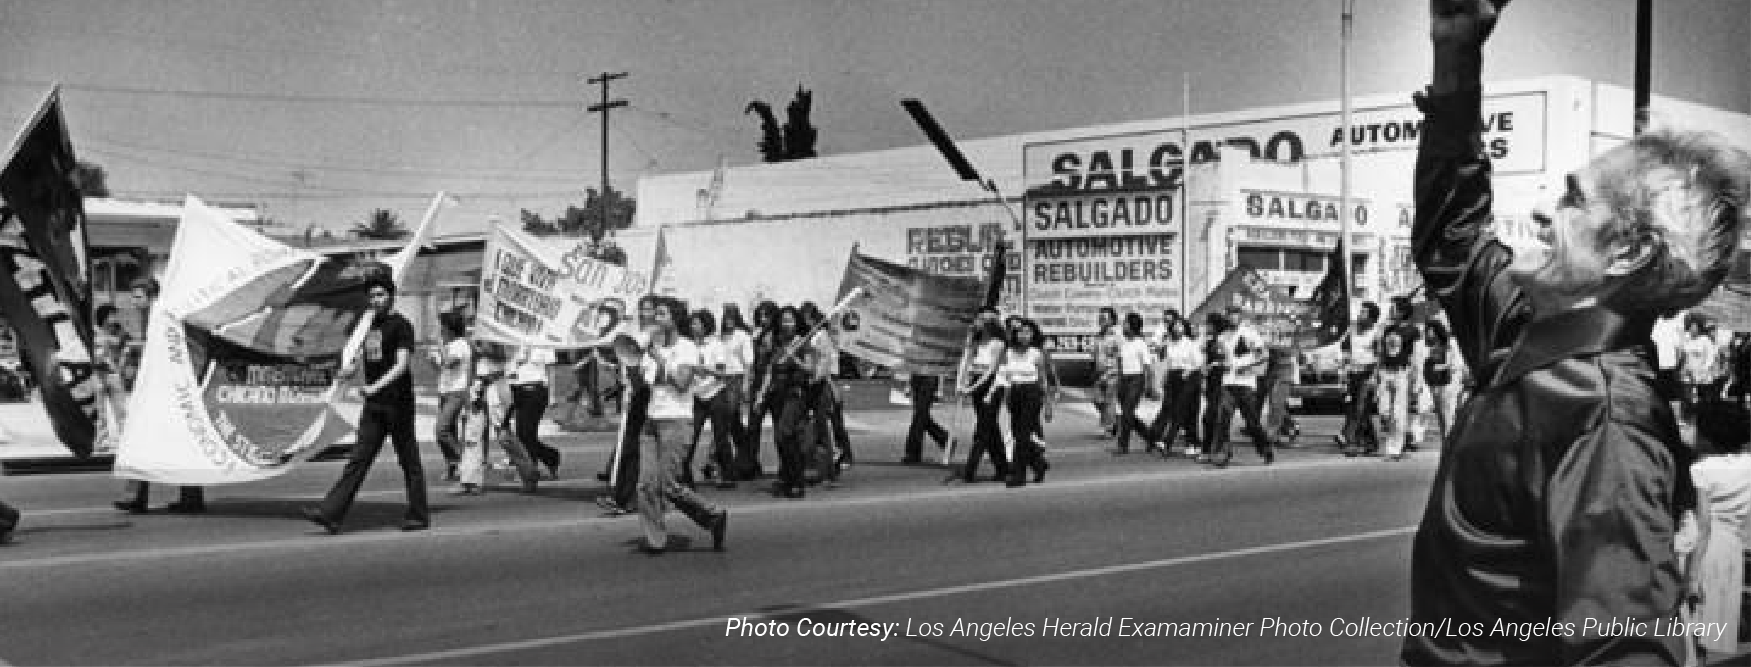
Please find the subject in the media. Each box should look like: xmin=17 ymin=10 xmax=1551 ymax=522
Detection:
xmin=1 ymin=0 xmax=1746 ymax=239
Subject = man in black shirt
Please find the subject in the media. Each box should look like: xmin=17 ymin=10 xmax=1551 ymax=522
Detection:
xmin=304 ymin=275 xmax=430 ymax=533
xmin=1404 ymin=1 xmax=1751 ymax=664
xmin=1375 ymin=296 xmax=1422 ymax=461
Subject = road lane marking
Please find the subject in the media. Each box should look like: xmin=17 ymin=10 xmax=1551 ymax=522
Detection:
xmin=0 ymin=455 xmax=1397 ymax=570
xmin=329 ymin=525 xmax=1419 ymax=667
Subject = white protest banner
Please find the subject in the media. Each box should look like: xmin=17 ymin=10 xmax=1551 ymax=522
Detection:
xmin=474 ymin=224 xmax=651 ymax=348
xmin=113 ymin=196 xmax=381 ymax=485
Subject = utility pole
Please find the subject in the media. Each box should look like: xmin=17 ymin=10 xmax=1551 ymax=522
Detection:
xmin=1338 ymin=0 xmax=1356 ymax=305
xmin=1634 ymin=0 xmax=1651 ymax=135
xmin=587 ymin=71 xmax=628 ymax=240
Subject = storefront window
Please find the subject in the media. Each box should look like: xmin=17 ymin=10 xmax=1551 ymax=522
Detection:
xmin=1237 ymin=247 xmax=1281 ymax=271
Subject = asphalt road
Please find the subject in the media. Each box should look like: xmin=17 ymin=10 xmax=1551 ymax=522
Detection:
xmin=0 ymin=404 xmax=1448 ymax=666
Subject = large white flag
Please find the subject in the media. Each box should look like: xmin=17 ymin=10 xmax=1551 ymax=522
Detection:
xmin=113 ymin=197 xmax=383 ymax=484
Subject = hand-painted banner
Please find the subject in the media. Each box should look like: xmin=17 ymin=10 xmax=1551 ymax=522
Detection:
xmin=113 ymin=197 xmax=377 ymax=485
xmin=0 ymin=87 xmax=112 ymax=458
xmin=474 ymin=224 xmax=652 ymax=348
xmin=1189 ymin=265 xmax=1333 ymax=349
xmin=834 ymin=251 xmax=983 ymax=376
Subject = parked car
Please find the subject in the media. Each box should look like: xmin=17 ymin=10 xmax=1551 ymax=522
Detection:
xmin=1290 ymin=343 xmax=1346 ymax=414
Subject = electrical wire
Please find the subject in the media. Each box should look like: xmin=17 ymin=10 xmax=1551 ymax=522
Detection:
xmin=0 ymin=77 xmax=581 ymax=109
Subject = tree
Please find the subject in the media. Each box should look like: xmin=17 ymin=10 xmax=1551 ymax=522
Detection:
xmin=517 ymin=185 xmax=635 ymax=240
xmin=352 ymin=208 xmax=410 ymax=240
xmin=73 ymin=161 xmax=109 ymax=197
xmin=745 ymin=86 xmax=818 ymax=163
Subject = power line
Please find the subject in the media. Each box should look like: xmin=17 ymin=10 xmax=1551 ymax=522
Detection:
xmin=0 ymin=78 xmax=581 ymax=109
xmin=82 ymin=135 xmax=589 ymax=184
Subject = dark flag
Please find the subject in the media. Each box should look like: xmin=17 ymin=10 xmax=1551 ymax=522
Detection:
xmin=1297 ymin=240 xmax=1350 ymax=348
xmin=0 ymin=86 xmax=106 ymax=457
xmin=983 ymin=240 xmax=1008 ymax=309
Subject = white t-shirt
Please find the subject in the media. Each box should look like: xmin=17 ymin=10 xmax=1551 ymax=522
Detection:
xmin=694 ymin=338 xmax=726 ymax=400
xmin=1651 ymin=315 xmax=1684 ymax=370
xmin=1682 ymin=335 xmax=1720 ymax=385
xmin=1161 ymin=338 xmax=1204 ymax=371
xmin=1222 ymin=325 xmax=1268 ymax=387
xmin=436 ymin=339 xmax=473 ymax=394
xmin=643 ymin=337 xmax=701 ymax=420
xmin=1347 ymin=326 xmax=1380 ymax=367
xmin=719 ymin=329 xmax=753 ymax=375
xmin=512 ymin=346 xmax=555 ymax=385
xmin=1117 ymin=338 xmax=1152 ymax=375
xmin=996 ymin=347 xmax=1045 ymax=385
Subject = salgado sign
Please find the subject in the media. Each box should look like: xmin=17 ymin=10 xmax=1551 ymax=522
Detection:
xmin=1019 ymin=91 xmax=1542 ymax=350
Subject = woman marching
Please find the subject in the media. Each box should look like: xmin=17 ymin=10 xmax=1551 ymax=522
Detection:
xmin=957 ymin=316 xmax=1010 ymax=483
xmin=760 ymin=306 xmax=815 ymax=499
xmin=740 ymin=300 xmax=781 ymax=480
xmin=1110 ymin=312 xmax=1156 ymax=455
xmin=1148 ymin=314 xmax=1204 ymax=458
xmin=685 ymin=309 xmax=731 ymax=488
xmin=990 ymin=319 xmax=1056 ymax=486
xmin=1420 ymin=318 xmax=1466 ymax=448
xmin=1197 ymin=312 xmax=1229 ymax=464
xmin=1092 ymin=307 xmax=1122 ymax=438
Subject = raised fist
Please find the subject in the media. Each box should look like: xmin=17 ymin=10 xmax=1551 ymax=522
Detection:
xmin=1430 ymin=0 xmax=1509 ymax=47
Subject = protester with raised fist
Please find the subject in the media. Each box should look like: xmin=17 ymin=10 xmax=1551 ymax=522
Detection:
xmin=1404 ymin=1 xmax=1751 ymax=663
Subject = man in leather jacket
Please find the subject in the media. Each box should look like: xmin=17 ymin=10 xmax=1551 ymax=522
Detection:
xmin=1405 ymin=1 xmax=1751 ymax=664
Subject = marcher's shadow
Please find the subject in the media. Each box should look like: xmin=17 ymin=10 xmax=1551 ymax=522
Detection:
xmin=180 ymin=498 xmax=457 ymax=529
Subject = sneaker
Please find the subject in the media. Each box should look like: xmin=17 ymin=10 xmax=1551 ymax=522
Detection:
xmin=401 ymin=520 xmax=430 ymax=532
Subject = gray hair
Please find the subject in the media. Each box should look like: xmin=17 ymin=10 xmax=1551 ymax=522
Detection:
xmin=1597 ymin=127 xmax=1751 ymax=314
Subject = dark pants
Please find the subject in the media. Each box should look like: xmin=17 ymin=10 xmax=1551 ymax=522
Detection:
xmin=1006 ymin=383 xmax=1045 ymax=485
xmin=903 ymin=375 xmax=949 ymax=461
xmin=0 ymin=499 xmax=16 ymax=534
xmin=511 ymin=384 xmax=559 ymax=472
xmin=1257 ymin=375 xmax=1296 ymax=437
xmin=434 ymin=391 xmax=466 ymax=464
xmin=606 ymin=386 xmax=649 ymax=509
xmin=1114 ymin=373 xmax=1149 ymax=452
xmin=772 ymin=387 xmax=811 ymax=494
xmin=1211 ymin=384 xmax=1274 ymax=464
xmin=828 ymin=390 xmax=853 ymax=465
xmin=1340 ymin=369 xmax=1379 ymax=453
xmin=577 ymin=358 xmax=603 ymax=416
xmin=806 ymin=382 xmax=840 ymax=484
xmin=963 ymin=382 xmax=1008 ymax=482
xmin=1201 ymin=370 xmax=1226 ymax=451
xmin=688 ymin=390 xmax=745 ymax=483
xmin=317 ymin=402 xmax=428 ymax=525
xmin=742 ymin=381 xmax=778 ymax=478
xmin=1148 ymin=369 xmax=1201 ymax=447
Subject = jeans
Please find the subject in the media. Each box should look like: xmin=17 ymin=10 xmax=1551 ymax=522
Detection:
xmin=1006 ymin=382 xmax=1044 ymax=485
xmin=1114 ymin=373 xmax=1149 ymax=452
xmin=1375 ymin=368 xmax=1413 ymax=457
xmin=434 ymin=390 xmax=467 ymax=464
xmin=511 ymin=384 xmax=558 ymax=471
xmin=1340 ymin=367 xmax=1379 ymax=453
xmin=964 ymin=382 xmax=1008 ymax=481
xmin=1149 ymin=369 xmax=1201 ymax=447
xmin=1211 ymin=384 xmax=1274 ymax=464
xmin=636 ymin=418 xmax=721 ymax=549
